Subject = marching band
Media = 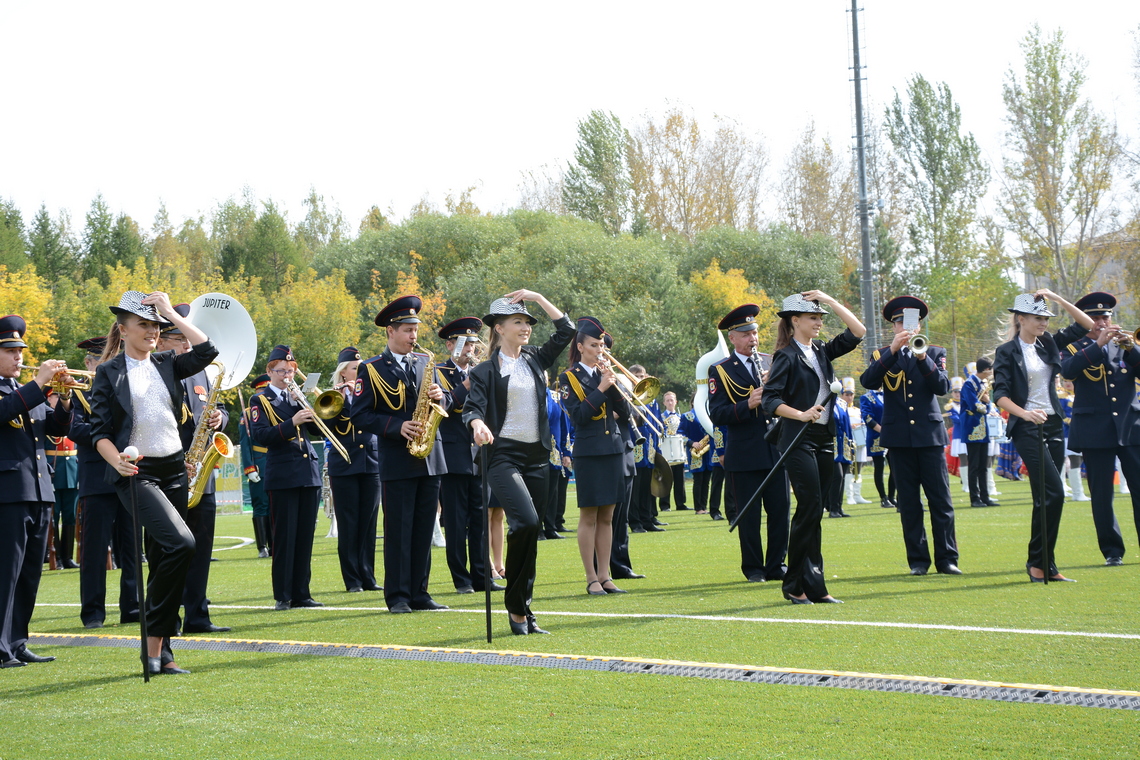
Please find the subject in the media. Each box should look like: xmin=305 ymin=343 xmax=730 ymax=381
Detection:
xmin=3 ymin=281 xmax=1140 ymax=671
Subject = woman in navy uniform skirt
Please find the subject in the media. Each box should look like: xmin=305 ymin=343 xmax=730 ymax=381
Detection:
xmin=90 ymin=291 xmax=216 ymax=675
xmin=558 ymin=316 xmax=631 ymax=596
xmin=762 ymin=291 xmax=865 ymax=604
xmin=249 ymin=345 xmax=324 ymax=610
xmin=327 ymin=346 xmax=381 ymax=592
xmin=465 ymin=291 xmax=573 ymax=635
xmin=992 ymin=291 xmax=1092 ymax=582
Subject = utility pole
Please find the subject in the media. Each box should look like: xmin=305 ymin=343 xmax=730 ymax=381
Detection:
xmin=951 ymin=297 xmax=959 ymax=377
xmin=850 ymin=1 xmax=877 ymax=359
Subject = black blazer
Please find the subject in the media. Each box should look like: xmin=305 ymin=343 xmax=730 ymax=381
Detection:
xmin=437 ymin=358 xmax=477 ymax=476
xmin=463 ymin=314 xmax=575 ymax=451
xmin=68 ymin=390 xmax=116 ymax=497
xmin=558 ymin=363 xmax=631 ymax=458
xmin=707 ymin=353 xmax=779 ymax=471
xmin=993 ymin=322 xmax=1085 ymax=439
xmin=89 ymin=341 xmax=218 ymax=485
xmin=762 ymin=328 xmax=862 ymax=451
xmin=860 ymin=344 xmax=951 ymax=448
xmin=327 ymin=393 xmax=380 ymax=478
xmin=248 ymin=387 xmax=322 ymax=488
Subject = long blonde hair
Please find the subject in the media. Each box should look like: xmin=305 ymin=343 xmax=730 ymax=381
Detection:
xmin=98 ymin=316 xmax=129 ymax=365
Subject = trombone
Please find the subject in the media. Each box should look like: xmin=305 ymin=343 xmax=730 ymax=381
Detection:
xmin=20 ymin=363 xmax=95 ymax=394
xmin=285 ymin=374 xmax=351 ymax=462
xmin=598 ymin=347 xmax=665 ymax=436
xmin=294 ymin=368 xmax=346 ymax=420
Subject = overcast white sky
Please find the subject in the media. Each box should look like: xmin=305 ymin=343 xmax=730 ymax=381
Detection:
xmin=4 ymin=1 xmax=1138 ymax=234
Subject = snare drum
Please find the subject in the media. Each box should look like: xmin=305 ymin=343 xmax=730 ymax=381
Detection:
xmin=661 ymin=435 xmax=687 ymax=465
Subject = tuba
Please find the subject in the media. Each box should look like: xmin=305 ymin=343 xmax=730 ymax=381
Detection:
xmin=407 ymin=342 xmax=448 ymax=459
xmin=694 ymin=331 xmax=730 ymax=438
xmin=184 ymin=293 xmax=259 ymax=508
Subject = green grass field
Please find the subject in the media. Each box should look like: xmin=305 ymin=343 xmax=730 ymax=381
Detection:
xmin=6 ymin=474 xmax=1140 ymax=759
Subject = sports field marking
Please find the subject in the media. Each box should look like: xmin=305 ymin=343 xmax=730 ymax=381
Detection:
xmin=27 ymin=632 xmax=1140 ymax=711
xmin=213 ymin=536 xmax=255 ymax=551
xmin=37 ymin=602 xmax=1140 ymax=640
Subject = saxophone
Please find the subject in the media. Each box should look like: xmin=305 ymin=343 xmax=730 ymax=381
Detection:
xmin=187 ymin=361 xmax=235 ymax=508
xmin=407 ymin=342 xmax=449 ymax=459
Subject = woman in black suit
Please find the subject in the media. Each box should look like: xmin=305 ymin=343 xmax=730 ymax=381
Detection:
xmin=328 ymin=346 xmax=381 ymax=593
xmin=465 ymin=290 xmax=574 ymax=636
xmin=992 ymin=290 xmax=1091 ymax=582
xmin=90 ymin=291 xmax=217 ymax=675
xmin=559 ymin=317 xmax=632 ymax=597
xmin=762 ymin=291 xmax=865 ymax=604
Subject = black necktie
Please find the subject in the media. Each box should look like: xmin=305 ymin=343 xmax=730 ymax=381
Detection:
xmin=748 ymin=358 xmax=760 ymax=385
xmin=404 ymin=358 xmax=418 ymax=394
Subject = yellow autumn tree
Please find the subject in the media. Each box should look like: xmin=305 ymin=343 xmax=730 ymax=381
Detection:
xmin=0 ymin=265 xmax=56 ymax=363
xmin=360 ymin=250 xmax=446 ymax=361
xmin=265 ymin=267 xmax=362 ymax=379
xmin=689 ymin=258 xmax=778 ymax=347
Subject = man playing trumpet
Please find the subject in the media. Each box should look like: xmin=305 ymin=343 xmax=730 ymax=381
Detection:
xmin=1060 ymin=292 xmax=1140 ymax=566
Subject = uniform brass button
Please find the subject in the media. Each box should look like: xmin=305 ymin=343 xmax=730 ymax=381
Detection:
xmin=908 ymin=406 xmax=914 ymax=411
xmin=1110 ymin=384 xmax=1115 ymax=388
xmin=908 ymin=381 xmax=913 ymax=385
xmin=1112 ymin=398 xmax=1117 ymax=402
xmin=37 ymin=455 xmax=41 ymax=460
xmin=303 ymin=454 xmax=308 ymax=458
xmin=910 ymin=420 xmax=915 ymax=425
xmin=908 ymin=394 xmax=913 ymax=398
xmin=359 ymin=444 xmax=364 ymax=448
xmin=1113 ymin=412 xmax=1119 ymax=416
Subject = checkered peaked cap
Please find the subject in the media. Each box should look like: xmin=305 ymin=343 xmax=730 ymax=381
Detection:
xmin=483 ymin=298 xmax=537 ymax=327
xmin=777 ymin=294 xmax=828 ymax=318
xmin=109 ymin=291 xmax=173 ymax=325
xmin=1008 ymin=294 xmax=1055 ymax=317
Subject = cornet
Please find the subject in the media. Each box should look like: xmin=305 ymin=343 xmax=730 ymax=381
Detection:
xmin=20 ymin=363 xmax=95 ymax=394
xmin=907 ymin=333 xmax=928 ymax=355
xmin=1112 ymin=328 xmax=1139 ymax=351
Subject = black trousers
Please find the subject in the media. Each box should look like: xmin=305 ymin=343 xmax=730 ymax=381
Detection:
xmin=966 ymin=441 xmax=991 ymax=503
xmin=711 ymin=467 xmax=726 ymax=518
xmin=727 ymin=468 xmax=790 ymax=580
xmin=782 ymin=425 xmax=834 ymax=601
xmin=871 ymin=456 xmax=895 ymax=501
xmin=114 ymin=453 xmax=196 ymax=638
xmin=1010 ymin=415 xmax=1065 ymax=573
xmin=888 ymin=446 xmax=957 ymax=571
xmin=0 ymin=502 xmax=51 ymax=660
xmin=485 ymin=439 xmax=547 ymax=617
xmin=331 ymin=473 xmax=381 ymax=590
xmin=440 ymin=472 xmax=486 ymax=590
xmin=79 ymin=492 xmax=138 ymax=626
xmin=181 ymin=491 xmax=219 ymax=629
xmin=267 ymin=486 xmax=320 ymax=603
xmin=542 ymin=467 xmax=566 ymax=534
xmin=661 ymin=464 xmax=684 ymax=510
xmin=1082 ymin=447 xmax=1140 ymax=560
xmin=553 ymin=470 xmax=569 ymax=530
xmin=380 ymin=475 xmax=440 ymax=608
xmin=828 ymin=462 xmax=847 ymax=512
xmin=630 ymin=467 xmax=654 ymax=530
xmin=692 ymin=470 xmax=710 ymax=512
xmin=610 ymin=472 xmax=635 ymax=578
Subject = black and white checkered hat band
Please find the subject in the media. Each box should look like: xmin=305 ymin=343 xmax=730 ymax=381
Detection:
xmin=780 ymin=294 xmax=828 ymax=314
xmin=113 ymin=291 xmax=169 ymax=323
xmin=1009 ymin=294 xmax=1054 ymax=317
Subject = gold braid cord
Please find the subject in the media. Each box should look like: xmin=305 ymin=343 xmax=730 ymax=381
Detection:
xmin=563 ymin=371 xmax=606 ymax=421
xmin=257 ymin=395 xmax=284 ymax=428
xmin=715 ymin=364 xmax=754 ymax=404
xmin=884 ymin=370 xmax=905 ymax=393
xmin=366 ymin=362 xmax=405 ymax=412
xmin=73 ymin=389 xmax=92 ymax=416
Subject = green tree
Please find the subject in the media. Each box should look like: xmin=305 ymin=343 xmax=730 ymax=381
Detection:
xmin=1001 ymin=26 xmax=1124 ymax=302
xmin=240 ymin=203 xmax=304 ymax=293
xmin=28 ymin=204 xmax=78 ymax=285
xmin=0 ymin=199 xmax=27 ymax=270
xmin=886 ymin=75 xmax=990 ymax=280
xmin=359 ymin=205 xmax=389 ymax=234
xmin=110 ymin=213 xmax=149 ymax=268
xmin=562 ymin=110 xmax=630 ymax=235
xmin=81 ymin=193 xmax=116 ymax=284
xmin=296 ymin=187 xmax=348 ymax=260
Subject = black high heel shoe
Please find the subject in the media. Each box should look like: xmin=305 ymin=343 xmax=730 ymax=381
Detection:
xmin=782 ymin=592 xmax=813 ymax=605
xmin=148 ymin=657 xmax=191 ymax=675
xmin=1026 ymin=563 xmax=1076 ymax=583
xmin=509 ymin=617 xmax=529 ymax=636
xmin=586 ymin=580 xmax=607 ymax=596
xmin=599 ymin=579 xmax=626 ymax=594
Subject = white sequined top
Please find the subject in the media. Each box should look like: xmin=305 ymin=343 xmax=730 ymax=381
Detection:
xmin=497 ymin=353 xmax=539 ymax=443
xmin=1018 ymin=339 xmax=1054 ymax=413
xmin=125 ymin=355 xmax=183 ymax=457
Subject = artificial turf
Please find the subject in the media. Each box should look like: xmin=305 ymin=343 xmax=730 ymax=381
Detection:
xmin=6 ymin=474 xmax=1140 ymax=758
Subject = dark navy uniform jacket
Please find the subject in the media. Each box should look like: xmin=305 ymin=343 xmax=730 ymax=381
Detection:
xmin=350 ymin=349 xmax=450 ymax=481
xmin=0 ymin=377 xmax=72 ymax=504
xmin=707 ymin=352 xmax=779 ymax=471
xmin=178 ymin=369 xmax=230 ymax=496
xmin=67 ymin=391 xmax=117 ymax=498
xmin=860 ymin=343 xmax=951 ymax=448
xmin=558 ymin=363 xmax=630 ymax=458
xmin=327 ymin=392 xmax=380 ymax=478
xmin=436 ymin=358 xmax=476 ymax=477
xmin=1061 ymin=335 xmax=1140 ymax=450
xmin=248 ymin=386 xmax=321 ymax=489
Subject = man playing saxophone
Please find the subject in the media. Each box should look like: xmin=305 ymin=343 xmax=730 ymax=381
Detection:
xmin=157 ymin=305 xmax=232 ymax=634
xmin=350 ymin=295 xmax=452 ymax=614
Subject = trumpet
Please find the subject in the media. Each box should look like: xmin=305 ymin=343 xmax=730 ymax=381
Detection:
xmin=294 ymin=368 xmax=345 ymax=420
xmin=20 ymin=363 xmax=95 ymax=394
xmin=598 ymin=347 xmax=665 ymax=436
xmin=908 ymin=333 xmax=929 ymax=355
xmin=286 ymin=375 xmax=351 ymax=462
xmin=1112 ymin=328 xmax=1139 ymax=351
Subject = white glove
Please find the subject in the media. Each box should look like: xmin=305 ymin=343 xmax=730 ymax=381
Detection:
xmin=248 ymin=471 xmax=261 ymax=483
